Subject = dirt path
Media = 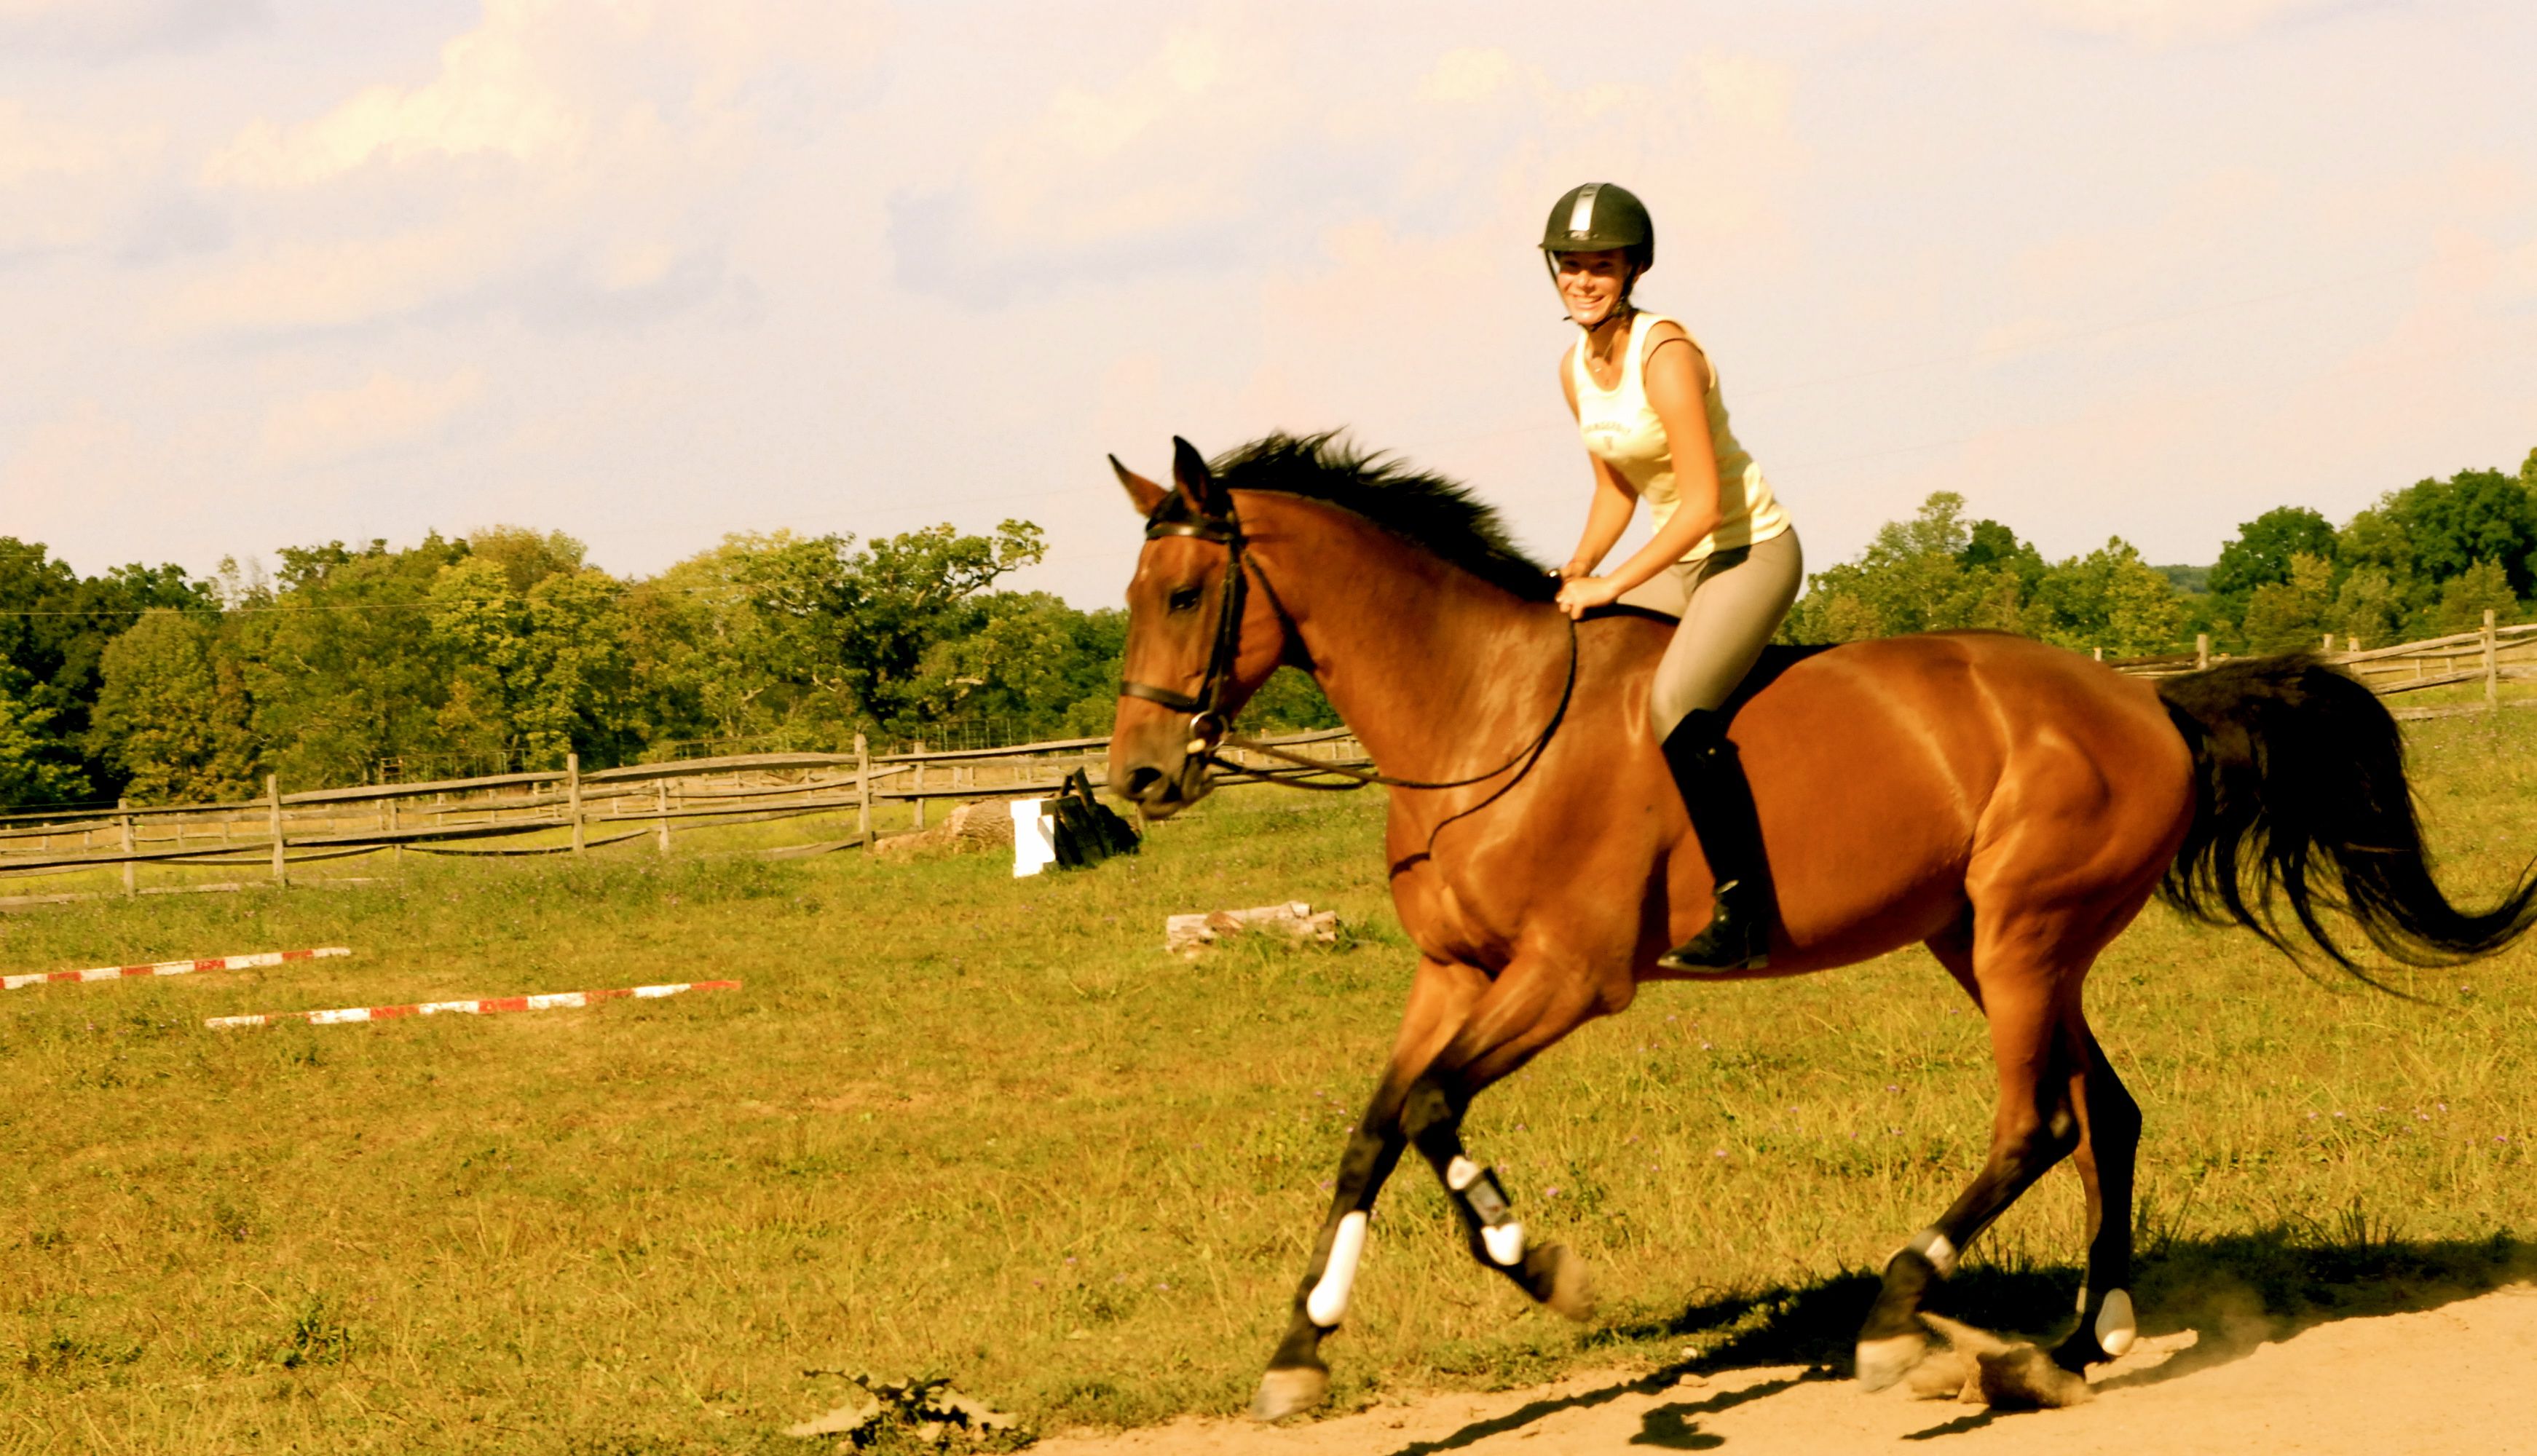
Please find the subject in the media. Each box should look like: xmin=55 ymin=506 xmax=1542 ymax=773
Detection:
xmin=1035 ymin=1283 xmax=2537 ymax=1455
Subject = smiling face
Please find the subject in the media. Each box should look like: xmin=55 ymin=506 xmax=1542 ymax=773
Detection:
xmin=1552 ymin=248 xmax=1634 ymax=327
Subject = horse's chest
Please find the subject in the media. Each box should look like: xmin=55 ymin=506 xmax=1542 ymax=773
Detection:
xmin=1388 ymin=853 xmax=1526 ymax=971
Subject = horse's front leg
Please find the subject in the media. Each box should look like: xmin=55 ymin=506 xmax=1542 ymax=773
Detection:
xmin=1397 ymin=957 xmax=1612 ymax=1318
xmin=1400 ymin=1072 xmax=1593 ymax=1318
xmin=1252 ymin=959 xmax=1480 ymax=1421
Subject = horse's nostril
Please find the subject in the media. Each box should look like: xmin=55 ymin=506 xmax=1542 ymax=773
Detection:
xmin=1124 ymin=765 xmax=1167 ymax=800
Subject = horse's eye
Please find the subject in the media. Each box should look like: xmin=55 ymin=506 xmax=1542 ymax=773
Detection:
xmin=1167 ymin=585 xmax=1203 ymax=612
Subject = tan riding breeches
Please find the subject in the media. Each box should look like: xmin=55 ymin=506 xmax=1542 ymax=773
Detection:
xmin=1613 ymin=528 xmax=1804 ymax=738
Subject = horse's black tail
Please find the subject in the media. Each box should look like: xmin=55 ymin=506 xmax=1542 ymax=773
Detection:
xmin=2155 ymin=653 xmax=2537 ymax=976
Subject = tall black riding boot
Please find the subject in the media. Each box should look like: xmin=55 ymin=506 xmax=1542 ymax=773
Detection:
xmin=1655 ymin=710 xmax=1777 ymax=972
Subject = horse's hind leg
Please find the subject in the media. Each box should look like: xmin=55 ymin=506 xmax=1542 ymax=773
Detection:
xmin=2051 ymin=1026 xmax=2143 ymax=1372
xmin=1855 ymin=931 xmax=2082 ymax=1391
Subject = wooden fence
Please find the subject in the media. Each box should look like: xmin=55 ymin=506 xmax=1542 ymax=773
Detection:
xmin=0 ymin=728 xmax=1370 ymax=894
xmin=2106 ymin=610 xmax=2537 ymax=719
xmin=7 ymin=612 xmax=2528 ymax=895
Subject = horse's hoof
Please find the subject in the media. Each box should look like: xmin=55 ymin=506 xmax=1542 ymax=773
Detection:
xmin=1251 ymin=1366 xmax=1329 ymax=1422
xmin=1540 ymin=1244 xmax=1595 ymax=1321
xmin=1855 ymin=1330 xmax=1932 ymax=1393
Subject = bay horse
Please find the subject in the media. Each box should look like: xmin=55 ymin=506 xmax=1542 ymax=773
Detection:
xmin=1102 ymin=432 xmax=2536 ymax=1420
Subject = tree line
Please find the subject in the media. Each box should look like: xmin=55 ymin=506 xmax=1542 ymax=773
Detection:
xmin=0 ymin=522 xmax=1332 ymax=810
xmin=6 ymin=444 xmax=2530 ymax=808
xmin=1782 ymin=448 xmax=2537 ymax=659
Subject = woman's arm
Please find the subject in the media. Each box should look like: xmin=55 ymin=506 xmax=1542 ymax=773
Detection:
xmin=1563 ymin=458 xmax=1638 ymax=577
xmin=1556 ymin=323 xmax=1723 ymax=617
xmin=1556 ymin=344 xmax=1638 ymax=578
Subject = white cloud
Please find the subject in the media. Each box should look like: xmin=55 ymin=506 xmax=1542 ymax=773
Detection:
xmin=159 ymin=226 xmax=501 ymax=333
xmin=0 ymin=99 xmax=165 ymax=253
xmin=259 ymin=367 xmax=486 ymax=466
xmin=0 ymin=98 xmax=159 ymax=186
xmin=0 ymin=0 xmax=265 ymax=59
xmin=1419 ymin=48 xmax=1512 ymax=103
xmin=2034 ymin=0 xmax=2359 ymax=47
xmin=165 ymin=0 xmax=883 ymax=336
xmin=203 ymin=0 xmax=592 ymax=189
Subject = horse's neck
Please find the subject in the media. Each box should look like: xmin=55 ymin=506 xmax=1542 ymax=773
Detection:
xmin=1246 ymin=498 xmax=1561 ymax=785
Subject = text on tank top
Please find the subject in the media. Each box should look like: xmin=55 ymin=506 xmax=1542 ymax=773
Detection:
xmin=1571 ymin=312 xmax=1789 ymax=562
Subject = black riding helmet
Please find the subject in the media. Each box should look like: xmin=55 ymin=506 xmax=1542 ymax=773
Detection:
xmin=1540 ymin=182 xmax=1654 ymax=314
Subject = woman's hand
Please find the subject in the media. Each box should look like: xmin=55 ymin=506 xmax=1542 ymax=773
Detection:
xmin=1555 ymin=574 xmax=1625 ymax=619
xmin=1554 ymin=558 xmax=1595 ymax=580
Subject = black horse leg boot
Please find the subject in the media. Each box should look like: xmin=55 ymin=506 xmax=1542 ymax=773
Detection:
xmin=1655 ymin=709 xmax=1777 ymax=971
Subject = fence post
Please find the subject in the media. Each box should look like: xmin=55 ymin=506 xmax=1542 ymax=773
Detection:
xmin=912 ymin=740 xmax=927 ymax=830
xmin=2322 ymin=631 xmax=2336 ymax=655
xmin=855 ymin=732 xmax=872 ymax=849
xmin=567 ymin=752 xmax=585 ymax=855
xmin=387 ymin=794 xmax=402 ymax=867
xmin=2091 ymin=646 xmax=2102 ymax=662
xmin=267 ymin=774 xmax=288 ymax=887
xmin=2484 ymin=608 xmax=2499 ymax=713
xmin=2195 ymin=633 xmax=2210 ymax=671
xmin=655 ymin=780 xmax=671 ymax=857
xmin=118 ymin=798 xmax=135 ymax=898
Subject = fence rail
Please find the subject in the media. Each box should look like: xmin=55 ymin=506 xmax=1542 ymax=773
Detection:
xmin=0 ymin=728 xmax=1371 ymax=891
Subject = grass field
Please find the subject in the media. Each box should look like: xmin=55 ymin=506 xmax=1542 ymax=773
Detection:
xmin=1 ymin=714 xmax=2533 ymax=1453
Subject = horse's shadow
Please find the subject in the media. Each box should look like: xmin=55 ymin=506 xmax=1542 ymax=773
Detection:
xmin=1378 ymin=1227 xmax=2532 ymax=1453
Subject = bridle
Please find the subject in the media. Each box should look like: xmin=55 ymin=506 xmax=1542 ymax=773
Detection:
xmin=1118 ymin=500 xmax=1581 ymax=816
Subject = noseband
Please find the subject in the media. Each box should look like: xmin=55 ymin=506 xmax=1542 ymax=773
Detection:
xmin=1116 ymin=503 xmax=1580 ymax=808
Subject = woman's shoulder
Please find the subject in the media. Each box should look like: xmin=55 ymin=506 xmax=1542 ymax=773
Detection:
xmin=1638 ymin=314 xmax=1694 ymax=348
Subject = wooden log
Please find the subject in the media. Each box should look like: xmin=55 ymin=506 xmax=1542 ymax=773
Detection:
xmin=119 ymin=799 xmax=135 ymax=898
xmin=912 ymin=740 xmax=926 ymax=831
xmin=2195 ymin=633 xmax=2209 ymax=670
xmin=655 ymin=780 xmax=671 ymax=857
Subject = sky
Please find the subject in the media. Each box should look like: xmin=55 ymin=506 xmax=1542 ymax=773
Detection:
xmin=3 ymin=0 xmax=2533 ymax=607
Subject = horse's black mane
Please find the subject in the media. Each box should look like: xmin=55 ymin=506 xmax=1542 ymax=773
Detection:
xmin=1206 ymin=432 xmax=1557 ymax=602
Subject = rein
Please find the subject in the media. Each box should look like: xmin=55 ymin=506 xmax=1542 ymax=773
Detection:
xmin=1119 ymin=506 xmax=1581 ymax=820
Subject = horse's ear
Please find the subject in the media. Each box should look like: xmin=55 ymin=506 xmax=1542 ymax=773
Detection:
xmin=1110 ymin=455 xmax=1168 ymax=516
xmin=1172 ymin=436 xmax=1229 ymax=518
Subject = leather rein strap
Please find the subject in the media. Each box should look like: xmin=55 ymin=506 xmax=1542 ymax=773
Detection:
xmin=1118 ymin=509 xmax=1580 ymax=804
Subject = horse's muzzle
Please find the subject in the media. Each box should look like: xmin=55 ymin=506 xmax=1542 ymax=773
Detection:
xmin=1110 ymin=727 xmax=1215 ymax=818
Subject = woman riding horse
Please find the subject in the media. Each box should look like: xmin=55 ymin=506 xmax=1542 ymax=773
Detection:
xmin=1542 ymin=181 xmax=1803 ymax=973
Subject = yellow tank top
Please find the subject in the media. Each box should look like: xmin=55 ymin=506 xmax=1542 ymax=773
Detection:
xmin=1572 ymin=312 xmax=1789 ymax=561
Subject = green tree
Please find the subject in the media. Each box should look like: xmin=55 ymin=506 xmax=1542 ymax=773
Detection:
xmin=232 ymin=536 xmax=468 ymax=784
xmin=0 ymin=539 xmax=207 ymax=798
xmin=2386 ymin=468 xmax=2537 ymax=596
xmin=87 ymin=609 xmax=256 ymax=803
xmin=1782 ymin=493 xmax=2039 ymax=643
xmin=2240 ymin=553 xmax=2337 ymax=653
xmin=2429 ymin=558 xmax=2519 ymax=636
xmin=2032 ymin=537 xmax=2187 ymax=655
xmin=2209 ymin=507 xmax=2337 ymax=604
xmin=2329 ymin=566 xmax=2402 ymax=648
xmin=743 ymin=521 xmax=1047 ymax=732
xmin=910 ymin=592 xmax=1127 ymax=736
xmin=0 ymin=667 xmax=87 ymax=807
